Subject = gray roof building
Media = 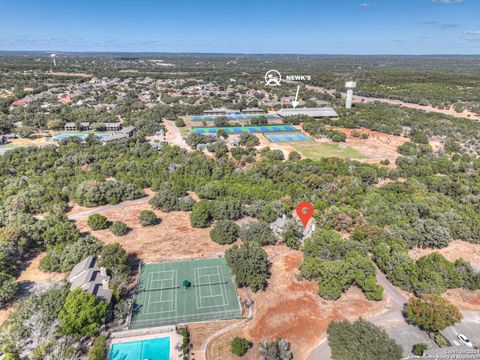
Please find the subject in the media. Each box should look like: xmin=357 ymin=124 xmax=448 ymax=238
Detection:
xmin=276 ymin=107 xmax=338 ymax=118
xmin=68 ymin=256 xmax=112 ymax=304
xmin=101 ymin=133 xmax=129 ymax=143
xmin=120 ymin=126 xmax=136 ymax=136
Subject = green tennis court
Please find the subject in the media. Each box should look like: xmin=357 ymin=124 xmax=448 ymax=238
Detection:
xmin=130 ymin=257 xmax=242 ymax=329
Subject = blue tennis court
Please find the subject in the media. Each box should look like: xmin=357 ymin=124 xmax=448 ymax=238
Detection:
xmin=191 ymin=114 xmax=279 ymax=122
xmin=192 ymin=124 xmax=297 ymax=134
xmin=265 ymin=133 xmax=313 ymax=143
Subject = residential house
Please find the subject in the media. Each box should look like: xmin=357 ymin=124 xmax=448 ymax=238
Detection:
xmin=104 ymin=122 xmax=123 ymax=132
xmin=67 ymin=256 xmax=112 ymax=304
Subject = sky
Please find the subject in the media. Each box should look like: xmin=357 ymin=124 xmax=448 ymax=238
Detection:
xmin=0 ymin=0 xmax=479 ymax=54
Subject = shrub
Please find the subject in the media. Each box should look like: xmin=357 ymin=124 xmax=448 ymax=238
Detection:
xmin=412 ymin=343 xmax=428 ymax=356
xmin=87 ymin=214 xmax=109 ymax=230
xmin=288 ymin=151 xmax=301 ymax=161
xmin=240 ymin=221 xmax=276 ymax=246
xmin=403 ymin=295 xmax=462 ymax=332
xmin=0 ymin=272 xmax=19 ymax=307
xmin=110 ymin=221 xmax=129 ymax=236
xmin=88 ymin=336 xmax=107 ymax=360
xmin=149 ymin=190 xmax=180 ymax=212
xmin=327 ymin=318 xmax=402 ymax=360
xmin=175 ymin=118 xmax=186 ymax=127
xmin=225 ymin=242 xmax=270 ymax=292
xmin=230 ymin=336 xmax=252 ymax=357
xmin=59 ymin=289 xmax=108 ymax=337
xmin=139 ymin=210 xmax=159 ymax=226
xmin=210 ymin=220 xmax=240 ymax=245
xmin=190 ymin=200 xmax=212 ymax=228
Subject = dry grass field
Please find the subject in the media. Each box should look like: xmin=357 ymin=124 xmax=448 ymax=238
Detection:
xmin=207 ymin=246 xmax=389 ymax=360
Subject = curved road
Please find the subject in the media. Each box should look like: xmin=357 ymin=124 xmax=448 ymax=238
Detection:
xmin=307 ymin=270 xmax=437 ymax=360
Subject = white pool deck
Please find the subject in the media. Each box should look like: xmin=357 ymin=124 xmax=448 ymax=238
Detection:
xmin=109 ymin=325 xmax=183 ymax=360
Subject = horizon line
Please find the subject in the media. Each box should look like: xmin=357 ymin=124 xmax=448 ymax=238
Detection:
xmin=1 ymin=50 xmax=480 ymax=57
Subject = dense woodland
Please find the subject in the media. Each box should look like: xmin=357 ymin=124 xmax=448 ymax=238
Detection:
xmin=1 ymin=53 xmax=480 ymax=359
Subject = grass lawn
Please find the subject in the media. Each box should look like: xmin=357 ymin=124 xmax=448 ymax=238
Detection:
xmin=179 ymin=127 xmax=191 ymax=137
xmin=294 ymin=143 xmax=367 ymax=160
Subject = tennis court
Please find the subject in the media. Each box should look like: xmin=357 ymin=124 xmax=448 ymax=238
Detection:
xmin=130 ymin=257 xmax=242 ymax=329
xmin=192 ymin=124 xmax=297 ymax=134
xmin=191 ymin=114 xmax=279 ymax=121
xmin=265 ymin=132 xmax=313 ymax=143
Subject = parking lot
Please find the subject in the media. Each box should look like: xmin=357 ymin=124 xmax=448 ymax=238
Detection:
xmin=442 ymin=311 xmax=480 ymax=348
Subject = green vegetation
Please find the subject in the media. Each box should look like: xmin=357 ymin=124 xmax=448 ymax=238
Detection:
xmin=139 ymin=210 xmax=159 ymax=226
xmin=0 ymin=272 xmax=18 ymax=307
xmin=87 ymin=214 xmax=109 ymax=230
xmin=59 ymin=289 xmax=108 ymax=338
xmin=210 ymin=220 xmax=240 ymax=245
xmin=327 ymin=318 xmax=403 ymax=360
xmin=300 ymin=229 xmax=383 ymax=300
xmin=412 ymin=343 xmax=428 ymax=356
xmin=88 ymin=336 xmax=107 ymax=360
xmin=225 ymin=242 xmax=270 ymax=292
xmin=230 ymin=336 xmax=252 ymax=357
xmin=190 ymin=200 xmax=212 ymax=228
xmin=258 ymin=339 xmax=293 ymax=360
xmin=240 ymin=221 xmax=276 ymax=246
xmin=293 ymin=143 xmax=366 ymax=160
xmin=403 ymin=295 xmax=462 ymax=332
xmin=110 ymin=221 xmax=129 ymax=236
xmin=2 ymin=54 xmax=480 ymax=358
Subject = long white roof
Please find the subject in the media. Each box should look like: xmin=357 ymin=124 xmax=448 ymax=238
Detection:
xmin=276 ymin=107 xmax=338 ymax=118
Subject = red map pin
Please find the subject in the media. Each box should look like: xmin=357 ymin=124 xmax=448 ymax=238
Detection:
xmin=296 ymin=201 xmax=314 ymax=228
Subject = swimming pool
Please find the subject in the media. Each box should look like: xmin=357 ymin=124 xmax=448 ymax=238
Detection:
xmin=109 ymin=337 xmax=170 ymax=360
xmin=51 ymin=133 xmax=112 ymax=141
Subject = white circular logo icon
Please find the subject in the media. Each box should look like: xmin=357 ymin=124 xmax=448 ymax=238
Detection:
xmin=265 ymin=69 xmax=282 ymax=86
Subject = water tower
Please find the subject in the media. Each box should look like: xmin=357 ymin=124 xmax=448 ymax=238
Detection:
xmin=345 ymin=81 xmax=357 ymax=109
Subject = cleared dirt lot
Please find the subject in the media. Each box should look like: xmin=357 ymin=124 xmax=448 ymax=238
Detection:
xmin=71 ymin=193 xmax=229 ymax=263
xmin=257 ymin=126 xmax=406 ymax=167
xmin=409 ymin=240 xmax=480 ymax=268
xmin=207 ymin=246 xmax=389 ymax=360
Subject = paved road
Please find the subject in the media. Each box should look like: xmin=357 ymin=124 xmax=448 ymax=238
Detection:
xmin=442 ymin=311 xmax=480 ymax=348
xmin=67 ymin=196 xmax=151 ymax=220
xmin=307 ymin=270 xmax=437 ymax=360
xmin=301 ymin=84 xmax=480 ymax=121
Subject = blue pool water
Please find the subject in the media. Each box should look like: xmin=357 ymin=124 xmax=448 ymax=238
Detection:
xmin=51 ymin=133 xmax=112 ymax=141
xmin=109 ymin=337 xmax=170 ymax=360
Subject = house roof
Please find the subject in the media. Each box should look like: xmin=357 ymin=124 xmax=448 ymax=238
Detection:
xmin=101 ymin=133 xmax=129 ymax=142
xmin=121 ymin=126 xmax=136 ymax=134
xmin=68 ymin=256 xmax=112 ymax=304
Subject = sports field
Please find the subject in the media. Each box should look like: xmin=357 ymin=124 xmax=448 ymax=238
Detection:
xmin=192 ymin=124 xmax=297 ymax=134
xmin=191 ymin=114 xmax=279 ymax=121
xmin=130 ymin=257 xmax=242 ymax=328
xmin=293 ymin=143 xmax=367 ymax=160
xmin=265 ymin=132 xmax=313 ymax=143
